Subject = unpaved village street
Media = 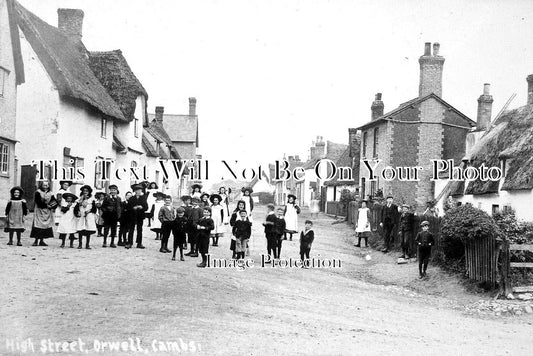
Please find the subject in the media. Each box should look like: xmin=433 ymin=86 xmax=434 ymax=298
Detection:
xmin=1 ymin=205 xmax=533 ymax=355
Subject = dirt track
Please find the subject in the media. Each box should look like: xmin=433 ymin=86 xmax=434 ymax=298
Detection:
xmin=1 ymin=205 xmax=533 ymax=355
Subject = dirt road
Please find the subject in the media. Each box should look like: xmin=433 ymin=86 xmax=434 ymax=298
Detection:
xmin=1 ymin=205 xmax=532 ymax=355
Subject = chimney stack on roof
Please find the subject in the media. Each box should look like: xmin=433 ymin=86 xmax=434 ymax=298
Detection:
xmin=527 ymin=75 xmax=533 ymax=105
xmin=476 ymin=84 xmax=493 ymax=131
xmin=189 ymin=97 xmax=197 ymax=116
xmin=58 ymin=9 xmax=84 ymax=42
xmin=418 ymin=42 xmax=445 ymax=98
xmin=155 ymin=106 xmax=164 ymax=123
xmin=371 ymin=93 xmax=384 ymax=121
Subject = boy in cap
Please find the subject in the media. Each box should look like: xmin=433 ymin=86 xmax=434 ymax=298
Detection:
xmin=172 ymin=206 xmax=188 ymax=261
xmin=415 ymin=221 xmax=435 ymax=278
xmin=158 ymin=195 xmax=175 ymax=253
xmin=273 ymin=207 xmax=286 ymax=258
xmin=126 ymin=184 xmax=148 ymax=249
xmin=196 ymin=206 xmax=214 ymax=267
xmin=101 ymin=184 xmax=122 ymax=248
xmin=398 ymin=204 xmax=415 ymax=259
xmin=262 ymin=203 xmax=277 ymax=261
xmin=185 ymin=197 xmax=202 ymax=257
xmin=300 ymin=220 xmax=315 ymax=264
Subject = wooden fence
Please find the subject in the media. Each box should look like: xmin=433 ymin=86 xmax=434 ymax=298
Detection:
xmin=464 ymin=238 xmax=499 ymax=287
xmin=500 ymin=240 xmax=533 ymax=295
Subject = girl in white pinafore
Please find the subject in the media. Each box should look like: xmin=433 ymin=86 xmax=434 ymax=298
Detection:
xmin=355 ymin=200 xmax=372 ymax=247
xmin=209 ymin=194 xmax=227 ymax=246
xmin=284 ymin=194 xmax=300 ymax=240
xmin=75 ymin=185 xmax=97 ymax=249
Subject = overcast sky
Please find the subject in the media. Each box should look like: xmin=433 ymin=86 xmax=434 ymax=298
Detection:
xmin=19 ymin=0 xmax=533 ymax=167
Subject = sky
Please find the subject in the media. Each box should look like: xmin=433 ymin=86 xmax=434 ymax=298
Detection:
xmin=19 ymin=0 xmax=533 ymax=167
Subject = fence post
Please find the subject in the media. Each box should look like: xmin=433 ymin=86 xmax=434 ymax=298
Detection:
xmin=500 ymin=239 xmax=511 ymax=296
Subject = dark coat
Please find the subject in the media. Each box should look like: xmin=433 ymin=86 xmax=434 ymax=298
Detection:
xmin=233 ymin=219 xmax=252 ymax=240
xmin=264 ymin=212 xmax=277 ymax=236
xmin=300 ymin=229 xmax=315 ymax=249
xmin=101 ymin=195 xmax=122 ymax=224
xmin=273 ymin=216 xmax=286 ymax=237
xmin=380 ymin=203 xmax=399 ymax=226
xmin=415 ymin=231 xmax=435 ymax=247
xmin=196 ymin=217 xmax=214 ymax=240
xmin=399 ymin=212 xmax=415 ymax=232
xmin=188 ymin=207 xmax=203 ymax=231
xmin=126 ymin=195 xmax=148 ymax=222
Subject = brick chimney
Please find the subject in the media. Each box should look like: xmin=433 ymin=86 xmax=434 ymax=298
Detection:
xmin=418 ymin=42 xmax=445 ymax=97
xmin=155 ymin=106 xmax=164 ymax=123
xmin=371 ymin=93 xmax=384 ymax=121
xmin=476 ymin=84 xmax=493 ymax=131
xmin=315 ymin=136 xmax=325 ymax=158
xmin=189 ymin=97 xmax=197 ymax=116
xmin=310 ymin=142 xmax=316 ymax=160
xmin=58 ymin=9 xmax=84 ymax=42
xmin=348 ymin=128 xmax=359 ymax=158
xmin=527 ymin=75 xmax=533 ymax=105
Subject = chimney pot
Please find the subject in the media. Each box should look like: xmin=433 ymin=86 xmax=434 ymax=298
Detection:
xmin=58 ymin=9 xmax=84 ymax=42
xmin=155 ymin=106 xmax=164 ymax=122
xmin=433 ymin=43 xmax=440 ymax=56
xmin=424 ymin=42 xmax=431 ymax=56
xmin=483 ymin=83 xmax=490 ymax=95
xmin=189 ymin=97 xmax=197 ymax=116
xmin=477 ymin=83 xmax=493 ymax=131
xmin=527 ymin=75 xmax=533 ymax=105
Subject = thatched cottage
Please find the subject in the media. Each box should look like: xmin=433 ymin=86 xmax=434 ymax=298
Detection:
xmin=0 ymin=0 xmax=24 ymax=212
xmin=449 ymin=78 xmax=533 ymax=221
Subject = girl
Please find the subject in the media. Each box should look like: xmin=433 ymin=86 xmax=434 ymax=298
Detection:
xmin=240 ymin=187 xmax=254 ymax=222
xmin=355 ymin=200 xmax=371 ymax=247
xmin=75 ymin=185 xmax=97 ymax=249
xmin=284 ymin=194 xmax=300 ymax=241
xmin=146 ymin=182 xmax=159 ymax=227
xmin=57 ymin=192 xmax=78 ymax=248
xmin=54 ymin=180 xmax=72 ymax=224
xmin=94 ymin=192 xmax=106 ymax=237
xmin=151 ymin=192 xmax=165 ymax=240
xmin=229 ymin=200 xmax=246 ymax=259
xmin=30 ymin=181 xmax=56 ymax=246
xmin=233 ymin=210 xmax=251 ymax=260
xmin=218 ymin=187 xmax=231 ymax=217
xmin=191 ymin=184 xmax=202 ymax=200
xmin=118 ymin=191 xmax=132 ymax=246
xmin=5 ymin=186 xmax=27 ymax=246
xmin=209 ymin=194 xmax=227 ymax=246
xmin=200 ymin=193 xmax=210 ymax=208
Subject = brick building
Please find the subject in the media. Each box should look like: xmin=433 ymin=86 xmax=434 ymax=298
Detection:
xmin=353 ymin=43 xmax=475 ymax=211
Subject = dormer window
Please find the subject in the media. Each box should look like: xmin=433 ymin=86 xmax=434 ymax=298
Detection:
xmin=134 ymin=117 xmax=139 ymax=138
xmin=101 ymin=117 xmax=107 ymax=138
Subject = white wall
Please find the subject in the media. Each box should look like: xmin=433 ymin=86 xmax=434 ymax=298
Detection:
xmin=458 ymin=189 xmax=533 ymax=222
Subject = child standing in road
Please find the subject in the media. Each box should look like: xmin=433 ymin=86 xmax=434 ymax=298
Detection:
xmin=196 ymin=207 xmax=214 ymax=268
xmin=274 ymin=207 xmax=286 ymax=259
xmin=262 ymin=203 xmax=277 ymax=261
xmin=300 ymin=220 xmax=315 ymax=264
xmin=233 ymin=210 xmax=252 ymax=260
xmin=415 ymin=220 xmax=435 ymax=278
xmin=172 ymin=207 xmax=188 ymax=261
xmin=57 ymin=192 xmax=78 ymax=248
xmin=5 ymin=187 xmax=28 ymax=246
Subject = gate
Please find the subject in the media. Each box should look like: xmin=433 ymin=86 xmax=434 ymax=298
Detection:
xmin=500 ymin=240 xmax=533 ymax=295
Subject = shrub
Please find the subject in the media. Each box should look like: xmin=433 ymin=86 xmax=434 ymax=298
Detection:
xmin=493 ymin=209 xmax=533 ymax=244
xmin=440 ymin=205 xmax=501 ymax=261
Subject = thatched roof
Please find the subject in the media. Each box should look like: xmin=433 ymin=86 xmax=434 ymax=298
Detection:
xmin=144 ymin=120 xmax=180 ymax=159
xmin=88 ymin=50 xmax=148 ymax=121
xmin=465 ymin=104 xmax=533 ymax=194
xmin=15 ymin=2 xmax=126 ymax=121
xmin=141 ymin=133 xmax=158 ymax=158
xmin=324 ymin=147 xmax=358 ymax=186
xmin=356 ymin=93 xmax=475 ymax=131
xmin=7 ymin=0 xmax=24 ymax=85
xmin=148 ymin=113 xmax=198 ymax=144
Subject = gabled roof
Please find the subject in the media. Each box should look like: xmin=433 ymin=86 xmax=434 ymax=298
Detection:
xmin=112 ymin=134 xmax=126 ymax=152
xmin=88 ymin=50 xmax=147 ymax=121
xmin=15 ymin=2 xmax=125 ymax=121
xmin=141 ymin=133 xmax=158 ymax=158
xmin=324 ymin=147 xmax=358 ymax=186
xmin=7 ymin=0 xmax=24 ymax=84
xmin=144 ymin=120 xmax=180 ymax=159
xmin=148 ymin=113 xmax=198 ymax=144
xmin=465 ymin=104 xmax=533 ymax=195
xmin=303 ymin=141 xmax=348 ymax=170
xmin=355 ymin=93 xmax=475 ymax=131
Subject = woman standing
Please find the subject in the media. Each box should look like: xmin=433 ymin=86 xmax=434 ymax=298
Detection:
xmin=355 ymin=200 xmax=372 ymax=247
xmin=284 ymin=194 xmax=300 ymax=241
xmin=30 ymin=181 xmax=57 ymax=246
xmin=75 ymin=185 xmax=97 ymax=249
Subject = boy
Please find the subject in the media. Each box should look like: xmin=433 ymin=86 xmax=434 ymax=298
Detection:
xmin=186 ymin=198 xmax=203 ymax=257
xmin=101 ymin=184 xmax=122 ymax=248
xmin=172 ymin=207 xmax=188 ymax=261
xmin=300 ymin=220 xmax=314 ymax=264
xmin=415 ymin=220 xmax=435 ymax=278
xmin=262 ymin=203 xmax=277 ymax=261
xmin=180 ymin=195 xmax=192 ymax=250
xmin=273 ymin=207 xmax=286 ymax=259
xmin=234 ymin=210 xmax=252 ymax=260
xmin=158 ymin=195 xmax=175 ymax=253
xmin=398 ymin=204 xmax=415 ymax=259
xmin=126 ymin=184 xmax=148 ymax=249
xmin=196 ymin=207 xmax=214 ymax=267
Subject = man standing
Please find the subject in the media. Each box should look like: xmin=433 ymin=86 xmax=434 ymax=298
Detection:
xmin=101 ymin=184 xmax=122 ymax=248
xmin=379 ymin=195 xmax=399 ymax=253
xmin=127 ymin=184 xmax=148 ymax=249
xmin=398 ymin=204 xmax=415 ymax=258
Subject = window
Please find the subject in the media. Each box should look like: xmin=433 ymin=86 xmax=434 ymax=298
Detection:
xmin=362 ymin=131 xmax=367 ymax=157
xmin=101 ymin=118 xmax=107 ymax=138
xmin=0 ymin=67 xmax=9 ymax=97
xmin=134 ymin=117 xmax=139 ymax=137
xmin=130 ymin=160 xmax=138 ymax=185
xmin=373 ymin=127 xmax=379 ymax=158
xmin=94 ymin=157 xmax=111 ymax=190
xmin=492 ymin=204 xmax=500 ymax=216
xmin=0 ymin=142 xmax=9 ymax=175
xmin=370 ymin=180 xmax=376 ymax=197
xmin=501 ymin=159 xmax=507 ymax=178
xmin=361 ymin=177 xmax=366 ymax=200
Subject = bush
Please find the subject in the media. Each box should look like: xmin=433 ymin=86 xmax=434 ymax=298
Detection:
xmin=493 ymin=209 xmax=533 ymax=244
xmin=440 ymin=205 xmax=501 ymax=262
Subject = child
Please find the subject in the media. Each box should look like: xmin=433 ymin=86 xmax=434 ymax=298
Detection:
xmin=101 ymin=185 xmax=122 ymax=248
xmin=158 ymin=195 xmax=175 ymax=253
xmin=74 ymin=185 xmax=97 ymax=249
xmin=300 ymin=220 xmax=315 ymax=264
xmin=190 ymin=183 xmax=202 ymax=200
xmin=229 ymin=200 xmax=246 ymax=259
xmin=151 ymin=192 xmax=165 ymax=240
xmin=172 ymin=207 xmax=188 ymax=261
xmin=209 ymin=194 xmax=226 ymax=246
xmin=5 ymin=187 xmax=28 ymax=246
xmin=30 ymin=181 xmax=56 ymax=246
xmin=355 ymin=200 xmax=371 ymax=247
xmin=94 ymin=192 xmax=106 ymax=237
xmin=262 ymin=203 xmax=277 ymax=261
xmin=240 ymin=187 xmax=254 ymax=222
xmin=180 ymin=195 xmax=192 ymax=250
xmin=284 ymin=194 xmax=300 ymax=241
xmin=233 ymin=210 xmax=252 ymax=260
xmin=146 ymin=182 xmax=159 ymax=228
xmin=57 ymin=192 xmax=78 ymax=248
xmin=273 ymin=207 xmax=286 ymax=258
xmin=185 ymin=198 xmax=203 ymax=257
xmin=54 ymin=180 xmax=72 ymax=224
xmin=200 ymin=193 xmax=210 ymax=208
xmin=196 ymin=207 xmax=214 ymax=267
xmin=218 ymin=186 xmax=230 ymax=217
xmin=126 ymin=184 xmax=148 ymax=249
xmin=118 ymin=191 xmax=132 ymax=246
xmin=415 ymin=220 xmax=435 ymax=278
xmin=399 ymin=204 xmax=415 ymax=259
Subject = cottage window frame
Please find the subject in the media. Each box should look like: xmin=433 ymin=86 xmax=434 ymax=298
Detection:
xmin=134 ymin=117 xmax=139 ymax=138
xmin=101 ymin=118 xmax=107 ymax=138
xmin=0 ymin=142 xmax=10 ymax=176
xmin=0 ymin=67 xmax=10 ymax=98
xmin=362 ymin=131 xmax=367 ymax=158
xmin=373 ymin=127 xmax=379 ymax=158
